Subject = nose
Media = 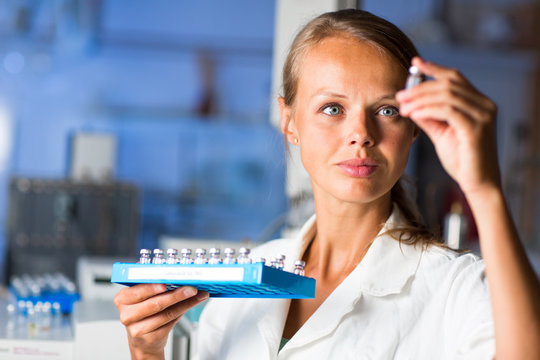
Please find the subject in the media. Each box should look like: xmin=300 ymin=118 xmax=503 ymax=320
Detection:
xmin=346 ymin=114 xmax=375 ymax=147
xmin=348 ymin=134 xmax=374 ymax=147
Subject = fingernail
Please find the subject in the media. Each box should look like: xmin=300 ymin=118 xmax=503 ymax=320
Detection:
xmin=183 ymin=287 xmax=197 ymax=297
xmin=196 ymin=291 xmax=209 ymax=301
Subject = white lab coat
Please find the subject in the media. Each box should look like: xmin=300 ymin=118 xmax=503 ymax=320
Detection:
xmin=194 ymin=205 xmax=495 ymax=359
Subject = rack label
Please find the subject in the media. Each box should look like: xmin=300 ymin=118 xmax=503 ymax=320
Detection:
xmin=127 ymin=266 xmax=245 ymax=282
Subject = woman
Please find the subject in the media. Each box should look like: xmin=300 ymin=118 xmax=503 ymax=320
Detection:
xmin=114 ymin=9 xmax=540 ymax=359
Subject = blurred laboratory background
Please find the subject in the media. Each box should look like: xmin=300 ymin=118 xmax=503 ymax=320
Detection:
xmin=0 ymin=0 xmax=538 ymax=281
xmin=0 ymin=0 xmax=537 ymax=278
xmin=0 ymin=0 xmax=286 ymax=284
xmin=0 ymin=0 xmax=538 ymax=357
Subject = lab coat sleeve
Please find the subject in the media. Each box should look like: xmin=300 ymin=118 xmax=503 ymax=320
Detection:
xmin=444 ymin=256 xmax=495 ymax=359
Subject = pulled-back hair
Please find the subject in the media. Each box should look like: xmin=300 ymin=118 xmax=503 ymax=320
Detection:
xmin=281 ymin=9 xmax=440 ymax=247
xmin=282 ymin=9 xmax=418 ymax=106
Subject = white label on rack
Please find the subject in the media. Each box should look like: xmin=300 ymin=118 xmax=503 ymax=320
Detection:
xmin=128 ymin=266 xmax=245 ymax=282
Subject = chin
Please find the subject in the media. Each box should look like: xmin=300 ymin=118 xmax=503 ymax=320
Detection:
xmin=312 ymin=170 xmax=395 ymax=205
xmin=332 ymin=184 xmax=390 ymax=205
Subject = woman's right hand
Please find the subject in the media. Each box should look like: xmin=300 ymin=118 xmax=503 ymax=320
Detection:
xmin=114 ymin=284 xmax=209 ymax=360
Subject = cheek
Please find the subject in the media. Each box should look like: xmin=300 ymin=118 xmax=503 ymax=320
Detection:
xmin=299 ymin=129 xmax=331 ymax=163
xmin=382 ymin=125 xmax=414 ymax=165
xmin=297 ymin=126 xmax=342 ymax=173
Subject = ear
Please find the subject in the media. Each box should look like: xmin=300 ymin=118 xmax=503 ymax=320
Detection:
xmin=278 ymin=96 xmax=298 ymax=144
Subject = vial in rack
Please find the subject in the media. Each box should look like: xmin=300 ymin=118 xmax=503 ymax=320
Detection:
xmin=294 ymin=260 xmax=306 ymax=276
xmin=166 ymin=249 xmax=178 ymax=264
xmin=238 ymin=247 xmax=251 ymax=264
xmin=276 ymin=254 xmax=286 ymax=270
xmin=139 ymin=249 xmax=151 ymax=264
xmin=208 ymin=248 xmax=222 ymax=264
xmin=195 ymin=248 xmax=208 ymax=264
xmin=180 ymin=248 xmax=193 ymax=264
xmin=152 ymin=249 xmax=165 ymax=264
xmin=223 ymin=248 xmax=237 ymax=264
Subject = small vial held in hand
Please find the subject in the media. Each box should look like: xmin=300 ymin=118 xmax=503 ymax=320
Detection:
xmin=405 ymin=65 xmax=425 ymax=89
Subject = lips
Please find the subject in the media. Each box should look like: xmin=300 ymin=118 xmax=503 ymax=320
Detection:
xmin=337 ymin=158 xmax=379 ymax=178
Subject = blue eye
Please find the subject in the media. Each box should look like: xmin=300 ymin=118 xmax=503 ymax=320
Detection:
xmin=322 ymin=105 xmax=342 ymax=116
xmin=378 ymin=106 xmax=399 ymax=117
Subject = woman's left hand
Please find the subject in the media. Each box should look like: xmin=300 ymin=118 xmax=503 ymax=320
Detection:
xmin=396 ymin=57 xmax=500 ymax=196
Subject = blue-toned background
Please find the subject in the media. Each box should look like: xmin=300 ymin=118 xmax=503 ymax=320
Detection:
xmin=1 ymin=0 xmax=539 ymax=283
xmin=0 ymin=0 xmax=287 ymax=282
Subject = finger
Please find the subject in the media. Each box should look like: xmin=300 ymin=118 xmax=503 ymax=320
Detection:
xmin=397 ymin=75 xmax=493 ymax=115
xmin=409 ymin=104 xmax=473 ymax=138
xmin=115 ymin=283 xmax=167 ymax=307
xmin=129 ymin=316 xmax=178 ymax=341
xmin=411 ymin=57 xmax=473 ymax=87
xmin=399 ymin=86 xmax=489 ymax=123
xmin=126 ymin=290 xmax=208 ymax=335
xmin=120 ymin=286 xmax=199 ymax=325
xmin=411 ymin=117 xmax=448 ymax=142
xmin=127 ymin=315 xmax=179 ymax=349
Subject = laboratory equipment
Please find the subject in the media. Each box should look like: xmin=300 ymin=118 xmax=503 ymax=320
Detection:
xmin=9 ymin=273 xmax=80 ymax=314
xmin=5 ymin=177 xmax=139 ymax=282
xmin=111 ymin=247 xmax=315 ymax=299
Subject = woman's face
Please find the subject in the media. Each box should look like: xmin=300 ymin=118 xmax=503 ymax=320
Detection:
xmin=281 ymin=36 xmax=417 ymax=206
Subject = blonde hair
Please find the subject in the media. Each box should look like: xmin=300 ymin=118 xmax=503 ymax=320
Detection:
xmin=282 ymin=9 xmax=418 ymax=106
xmin=281 ymin=9 xmax=440 ymax=246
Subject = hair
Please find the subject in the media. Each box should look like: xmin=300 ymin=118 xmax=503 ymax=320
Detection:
xmin=281 ymin=9 xmax=441 ymax=247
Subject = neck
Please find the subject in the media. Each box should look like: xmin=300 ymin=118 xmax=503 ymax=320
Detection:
xmin=304 ymin=192 xmax=392 ymax=280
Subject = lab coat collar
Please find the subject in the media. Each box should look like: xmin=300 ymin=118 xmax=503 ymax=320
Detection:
xmin=296 ymin=203 xmax=423 ymax=296
xmin=255 ymin=221 xmax=311 ymax=358
xmin=281 ymin=204 xmax=424 ymax=353
xmin=357 ymin=204 xmax=424 ymax=297
xmin=257 ymin=298 xmax=291 ymax=358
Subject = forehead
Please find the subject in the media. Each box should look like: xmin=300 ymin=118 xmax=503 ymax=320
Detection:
xmin=296 ymin=36 xmax=406 ymax=97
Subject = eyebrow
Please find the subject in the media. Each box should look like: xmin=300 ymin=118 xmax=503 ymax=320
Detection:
xmin=311 ymin=91 xmax=398 ymax=102
xmin=377 ymin=93 xmax=398 ymax=101
xmin=311 ymin=90 xmax=348 ymax=100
